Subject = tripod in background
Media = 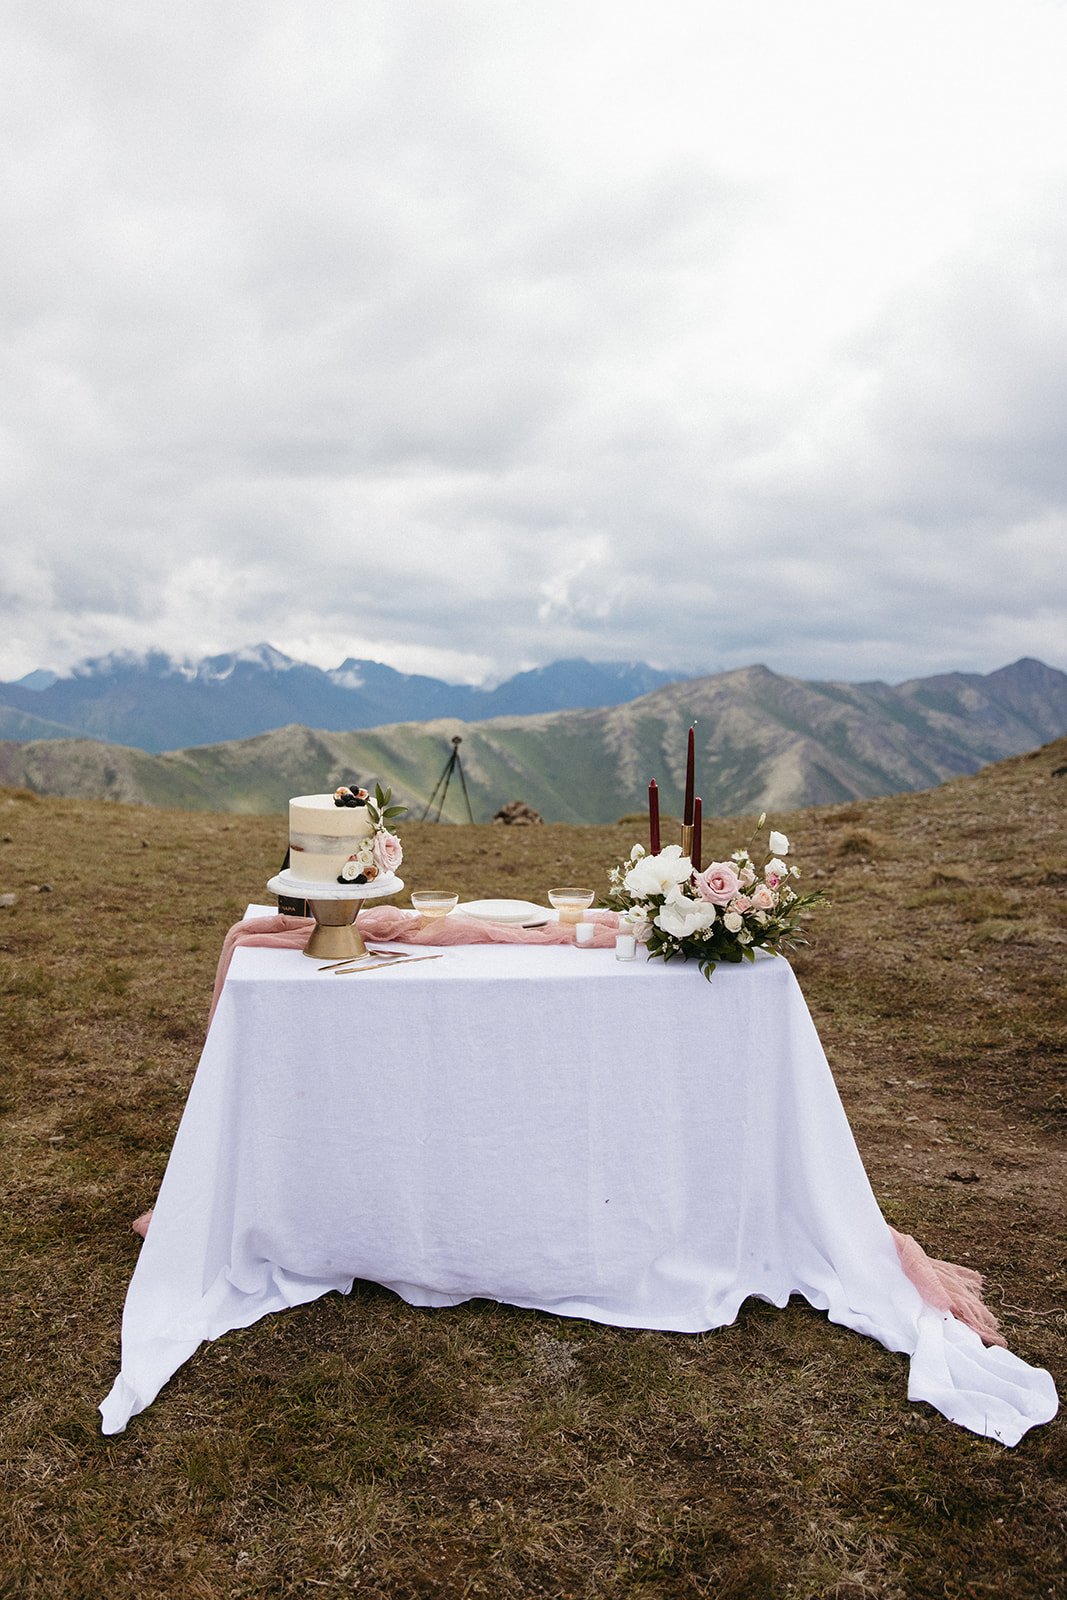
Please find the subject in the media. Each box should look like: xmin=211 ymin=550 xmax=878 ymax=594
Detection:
xmin=420 ymin=735 xmax=475 ymax=823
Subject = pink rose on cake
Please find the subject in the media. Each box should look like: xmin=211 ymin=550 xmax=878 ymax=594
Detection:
xmin=373 ymin=830 xmax=403 ymax=874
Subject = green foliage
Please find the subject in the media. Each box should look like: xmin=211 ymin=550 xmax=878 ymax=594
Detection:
xmin=368 ymin=782 xmax=407 ymax=828
xmin=604 ymin=816 xmax=828 ymax=980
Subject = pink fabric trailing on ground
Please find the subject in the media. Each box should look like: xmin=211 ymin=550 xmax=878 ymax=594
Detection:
xmin=889 ymin=1228 xmax=1005 ymax=1346
xmin=135 ymin=913 xmax=1006 ymax=1351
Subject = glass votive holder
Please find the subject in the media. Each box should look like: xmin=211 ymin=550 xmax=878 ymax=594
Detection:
xmin=548 ymin=887 xmax=595 ymax=925
xmin=575 ymin=920 xmax=595 ymax=946
xmin=615 ymin=931 xmax=637 ymax=962
xmin=411 ymin=890 xmax=459 ymax=920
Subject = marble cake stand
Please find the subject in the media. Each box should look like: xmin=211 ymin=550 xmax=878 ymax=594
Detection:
xmin=266 ymin=869 xmax=405 ymax=961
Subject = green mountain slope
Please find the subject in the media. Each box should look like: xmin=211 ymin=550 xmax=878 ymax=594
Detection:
xmin=0 ymin=658 xmax=1063 ymax=820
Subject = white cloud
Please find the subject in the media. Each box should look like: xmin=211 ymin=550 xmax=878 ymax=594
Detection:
xmin=1 ymin=0 xmax=1066 ymax=685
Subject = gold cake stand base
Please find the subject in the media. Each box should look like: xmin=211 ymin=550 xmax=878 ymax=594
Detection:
xmin=266 ymin=870 xmax=404 ymax=962
xmin=303 ymin=900 xmax=369 ymax=961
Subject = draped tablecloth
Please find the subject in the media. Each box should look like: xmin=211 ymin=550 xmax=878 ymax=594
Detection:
xmin=100 ymin=921 xmax=1057 ymax=1442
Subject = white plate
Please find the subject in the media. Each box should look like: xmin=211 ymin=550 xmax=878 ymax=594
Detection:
xmin=267 ymin=869 xmax=404 ymax=902
xmin=457 ymin=898 xmax=551 ymax=927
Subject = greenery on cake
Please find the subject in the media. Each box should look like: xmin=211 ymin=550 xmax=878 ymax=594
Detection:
xmin=334 ymin=781 xmax=406 ymax=884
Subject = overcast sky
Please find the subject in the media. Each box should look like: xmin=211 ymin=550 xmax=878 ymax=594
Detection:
xmin=3 ymin=0 xmax=1066 ymax=688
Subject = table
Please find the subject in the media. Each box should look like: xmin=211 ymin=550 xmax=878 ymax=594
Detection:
xmin=100 ymin=919 xmax=1057 ymax=1442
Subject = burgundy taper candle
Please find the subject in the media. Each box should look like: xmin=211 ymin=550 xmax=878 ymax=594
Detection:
xmin=648 ymin=778 xmax=660 ymax=854
xmin=683 ymin=726 xmax=695 ymax=825
xmin=692 ymin=796 xmax=702 ymax=872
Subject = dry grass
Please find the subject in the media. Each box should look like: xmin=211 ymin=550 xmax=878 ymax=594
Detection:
xmin=0 ymin=741 xmax=1064 ymax=1599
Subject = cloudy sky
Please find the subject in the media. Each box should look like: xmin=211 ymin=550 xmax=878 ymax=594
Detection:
xmin=3 ymin=0 xmax=1066 ymax=688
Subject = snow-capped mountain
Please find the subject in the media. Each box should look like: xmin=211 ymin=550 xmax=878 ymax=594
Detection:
xmin=0 ymin=645 xmax=683 ymax=752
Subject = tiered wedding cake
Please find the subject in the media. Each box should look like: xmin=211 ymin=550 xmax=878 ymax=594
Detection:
xmin=281 ymin=784 xmax=405 ymax=894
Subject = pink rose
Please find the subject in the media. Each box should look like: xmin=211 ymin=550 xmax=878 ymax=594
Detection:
xmin=694 ymin=861 xmax=741 ymax=906
xmin=373 ymin=830 xmax=403 ymax=873
xmin=764 ymin=857 xmax=788 ymax=888
xmin=730 ymin=894 xmax=753 ymax=914
xmin=751 ymin=882 xmax=776 ymax=911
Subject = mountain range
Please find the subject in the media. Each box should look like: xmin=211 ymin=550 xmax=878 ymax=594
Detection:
xmin=1 ymin=656 xmax=1064 ymax=821
xmin=0 ymin=645 xmax=680 ymax=752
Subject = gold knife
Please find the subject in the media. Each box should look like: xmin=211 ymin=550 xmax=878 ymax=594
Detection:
xmin=331 ymin=952 xmax=445 ymax=975
xmin=317 ymin=949 xmax=416 ymax=970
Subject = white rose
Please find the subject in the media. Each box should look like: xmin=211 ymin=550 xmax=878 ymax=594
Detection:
xmin=655 ymin=887 xmax=717 ymax=939
xmin=768 ymin=831 xmax=790 ymax=856
xmin=723 ymin=909 xmax=744 ymax=933
xmin=624 ymin=844 xmax=693 ymax=899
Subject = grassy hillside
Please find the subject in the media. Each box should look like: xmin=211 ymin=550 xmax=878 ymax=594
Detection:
xmin=0 ymin=740 xmax=1064 ymax=1598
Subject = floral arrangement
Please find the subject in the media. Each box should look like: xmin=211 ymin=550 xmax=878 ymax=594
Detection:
xmin=333 ymin=782 xmax=405 ymax=884
xmin=604 ymin=814 xmax=825 ymax=979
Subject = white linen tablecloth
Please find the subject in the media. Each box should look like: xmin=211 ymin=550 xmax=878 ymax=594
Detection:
xmin=100 ymin=923 xmax=1057 ymax=1442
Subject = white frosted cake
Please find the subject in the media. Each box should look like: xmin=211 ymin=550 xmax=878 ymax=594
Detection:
xmin=288 ymin=793 xmax=376 ymax=884
xmin=280 ymin=783 xmax=406 ymax=894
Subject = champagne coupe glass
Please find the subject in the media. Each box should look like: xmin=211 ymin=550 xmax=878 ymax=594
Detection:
xmin=411 ymin=891 xmax=459 ymax=920
xmin=548 ymin=887 xmax=595 ymax=925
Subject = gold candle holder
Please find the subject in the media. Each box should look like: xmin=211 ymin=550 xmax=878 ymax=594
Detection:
xmin=680 ymin=823 xmax=694 ymax=859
